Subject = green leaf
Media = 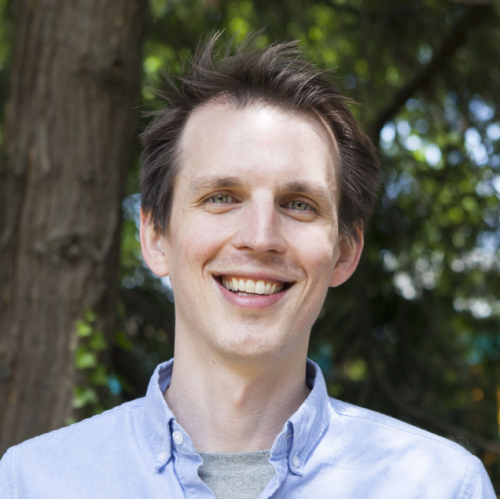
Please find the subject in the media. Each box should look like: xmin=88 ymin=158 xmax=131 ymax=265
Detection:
xmin=76 ymin=320 xmax=92 ymax=338
xmin=85 ymin=309 xmax=97 ymax=323
xmin=72 ymin=386 xmax=98 ymax=409
xmin=75 ymin=346 xmax=97 ymax=369
xmin=89 ymin=365 xmax=108 ymax=386
xmin=88 ymin=330 xmax=107 ymax=351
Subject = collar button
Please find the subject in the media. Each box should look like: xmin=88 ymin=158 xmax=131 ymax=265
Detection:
xmin=292 ymin=455 xmax=300 ymax=467
xmin=172 ymin=431 xmax=184 ymax=445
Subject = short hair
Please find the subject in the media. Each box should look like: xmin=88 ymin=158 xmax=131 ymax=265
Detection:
xmin=140 ymin=32 xmax=380 ymax=244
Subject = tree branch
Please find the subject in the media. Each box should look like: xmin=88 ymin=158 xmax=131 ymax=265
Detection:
xmin=371 ymin=4 xmax=491 ymax=142
xmin=313 ymin=0 xmax=359 ymax=16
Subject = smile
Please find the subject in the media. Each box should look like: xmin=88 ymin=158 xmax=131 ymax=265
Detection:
xmin=216 ymin=276 xmax=291 ymax=296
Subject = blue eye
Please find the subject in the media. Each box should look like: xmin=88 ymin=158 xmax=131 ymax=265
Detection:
xmin=210 ymin=194 xmax=232 ymax=204
xmin=288 ymin=200 xmax=310 ymax=211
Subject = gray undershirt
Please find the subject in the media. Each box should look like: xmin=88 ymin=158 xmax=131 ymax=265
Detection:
xmin=198 ymin=450 xmax=276 ymax=499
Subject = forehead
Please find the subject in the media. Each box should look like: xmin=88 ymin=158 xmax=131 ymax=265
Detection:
xmin=178 ymin=102 xmax=339 ymax=194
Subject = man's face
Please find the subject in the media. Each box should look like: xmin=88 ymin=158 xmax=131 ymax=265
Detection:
xmin=142 ymin=103 xmax=361 ymax=364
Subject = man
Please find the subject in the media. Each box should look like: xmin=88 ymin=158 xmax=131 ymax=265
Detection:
xmin=0 ymin=34 xmax=495 ymax=498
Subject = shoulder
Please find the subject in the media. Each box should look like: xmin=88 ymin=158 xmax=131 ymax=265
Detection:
xmin=328 ymin=397 xmax=470 ymax=458
xmin=13 ymin=397 xmax=145 ymax=456
xmin=0 ymin=398 xmax=147 ymax=498
xmin=323 ymin=397 xmax=490 ymax=497
xmin=1 ymin=398 xmax=145 ymax=478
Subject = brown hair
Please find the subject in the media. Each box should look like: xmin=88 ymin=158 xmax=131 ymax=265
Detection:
xmin=140 ymin=32 xmax=380 ymax=244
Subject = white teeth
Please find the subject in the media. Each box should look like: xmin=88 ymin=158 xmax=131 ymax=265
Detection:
xmin=220 ymin=276 xmax=287 ymax=295
xmin=255 ymin=280 xmax=265 ymax=294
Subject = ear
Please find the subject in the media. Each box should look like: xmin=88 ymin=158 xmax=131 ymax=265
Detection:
xmin=329 ymin=229 xmax=364 ymax=287
xmin=140 ymin=209 xmax=170 ymax=277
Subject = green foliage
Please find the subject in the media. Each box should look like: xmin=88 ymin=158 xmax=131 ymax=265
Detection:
xmin=71 ymin=310 xmax=116 ymax=419
xmin=72 ymin=386 xmax=98 ymax=410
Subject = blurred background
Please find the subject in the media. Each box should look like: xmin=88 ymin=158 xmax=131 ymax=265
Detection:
xmin=0 ymin=0 xmax=499 ymax=491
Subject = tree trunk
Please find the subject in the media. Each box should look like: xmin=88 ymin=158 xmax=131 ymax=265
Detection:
xmin=0 ymin=0 xmax=145 ymax=453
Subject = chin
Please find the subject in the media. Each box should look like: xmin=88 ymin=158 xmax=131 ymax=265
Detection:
xmin=219 ymin=347 xmax=283 ymax=366
xmin=213 ymin=328 xmax=301 ymax=365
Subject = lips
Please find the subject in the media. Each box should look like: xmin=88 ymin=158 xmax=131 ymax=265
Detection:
xmin=213 ymin=274 xmax=291 ymax=309
xmin=214 ymin=274 xmax=293 ymax=298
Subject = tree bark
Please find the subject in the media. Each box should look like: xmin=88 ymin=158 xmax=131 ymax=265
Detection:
xmin=0 ymin=0 xmax=145 ymax=453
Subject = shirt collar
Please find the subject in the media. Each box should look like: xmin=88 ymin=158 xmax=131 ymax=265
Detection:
xmin=143 ymin=358 xmax=330 ymax=471
xmin=143 ymin=359 xmax=176 ymax=469
xmin=278 ymin=359 xmax=331 ymax=475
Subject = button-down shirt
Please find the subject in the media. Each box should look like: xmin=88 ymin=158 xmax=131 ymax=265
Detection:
xmin=0 ymin=359 xmax=496 ymax=498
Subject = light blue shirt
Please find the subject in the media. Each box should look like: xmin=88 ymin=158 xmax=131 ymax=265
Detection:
xmin=0 ymin=359 xmax=496 ymax=498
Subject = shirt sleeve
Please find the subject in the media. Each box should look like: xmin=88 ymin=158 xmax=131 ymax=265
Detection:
xmin=0 ymin=447 xmax=16 ymax=499
xmin=469 ymin=457 xmax=497 ymax=499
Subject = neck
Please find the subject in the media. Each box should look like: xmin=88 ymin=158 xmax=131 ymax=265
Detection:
xmin=164 ymin=335 xmax=310 ymax=453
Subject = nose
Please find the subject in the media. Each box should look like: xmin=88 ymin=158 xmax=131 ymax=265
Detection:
xmin=233 ymin=192 xmax=286 ymax=254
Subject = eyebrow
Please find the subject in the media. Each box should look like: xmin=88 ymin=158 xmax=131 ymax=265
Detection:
xmin=188 ymin=175 xmax=249 ymax=198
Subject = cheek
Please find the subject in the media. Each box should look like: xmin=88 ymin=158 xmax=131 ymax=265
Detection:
xmin=284 ymin=222 xmax=337 ymax=283
xmin=287 ymin=228 xmax=335 ymax=331
xmin=170 ymin=214 xmax=233 ymax=276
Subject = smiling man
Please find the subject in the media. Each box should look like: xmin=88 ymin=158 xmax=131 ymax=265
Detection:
xmin=143 ymin=97 xmax=353 ymax=456
xmin=0 ymin=34 xmax=495 ymax=499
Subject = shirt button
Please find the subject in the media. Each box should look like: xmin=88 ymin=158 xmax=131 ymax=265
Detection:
xmin=292 ymin=456 xmax=300 ymax=467
xmin=158 ymin=450 xmax=167 ymax=461
xmin=172 ymin=431 xmax=184 ymax=445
